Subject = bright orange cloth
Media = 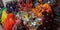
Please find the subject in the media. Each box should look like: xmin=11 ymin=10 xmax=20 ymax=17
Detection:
xmin=4 ymin=13 xmax=16 ymax=30
xmin=31 ymin=3 xmax=52 ymax=17
xmin=43 ymin=3 xmax=52 ymax=13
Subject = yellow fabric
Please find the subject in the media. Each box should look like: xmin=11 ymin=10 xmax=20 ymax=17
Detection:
xmin=1 ymin=10 xmax=7 ymax=24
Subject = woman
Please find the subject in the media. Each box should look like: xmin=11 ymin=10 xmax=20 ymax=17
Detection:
xmin=4 ymin=7 xmax=16 ymax=30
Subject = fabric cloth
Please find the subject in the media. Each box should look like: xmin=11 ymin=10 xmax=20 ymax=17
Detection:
xmin=4 ymin=13 xmax=16 ymax=30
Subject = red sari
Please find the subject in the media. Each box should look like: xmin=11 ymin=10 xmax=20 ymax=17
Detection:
xmin=4 ymin=13 xmax=16 ymax=30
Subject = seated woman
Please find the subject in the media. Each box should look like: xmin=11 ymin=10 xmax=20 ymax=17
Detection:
xmin=4 ymin=7 xmax=16 ymax=30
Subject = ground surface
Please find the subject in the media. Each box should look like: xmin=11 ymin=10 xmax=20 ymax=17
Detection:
xmin=0 ymin=25 xmax=3 ymax=30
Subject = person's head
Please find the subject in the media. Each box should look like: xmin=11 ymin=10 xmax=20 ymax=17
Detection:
xmin=7 ymin=7 xmax=13 ymax=14
xmin=6 ymin=3 xmax=11 ymax=8
xmin=38 ymin=0 xmax=42 ymax=2
xmin=38 ymin=0 xmax=42 ymax=3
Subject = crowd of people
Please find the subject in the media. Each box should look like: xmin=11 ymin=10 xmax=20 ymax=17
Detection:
xmin=0 ymin=0 xmax=58 ymax=30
